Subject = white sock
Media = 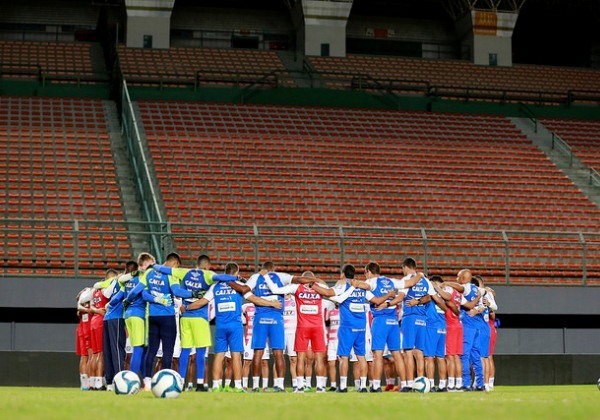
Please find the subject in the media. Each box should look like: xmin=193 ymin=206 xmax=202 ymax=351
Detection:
xmin=429 ymin=378 xmax=435 ymax=388
xmin=354 ymin=379 xmax=360 ymax=390
xmin=368 ymin=379 xmax=373 ymax=388
xmin=340 ymin=376 xmax=347 ymax=390
xmin=196 ymin=379 xmax=204 ymax=385
xmin=262 ymin=377 xmax=268 ymax=389
xmin=489 ymin=377 xmax=495 ymax=387
xmin=224 ymin=379 xmax=231 ymax=387
xmin=386 ymin=378 xmax=395 ymax=386
xmin=275 ymin=378 xmax=284 ymax=389
xmin=292 ymin=378 xmax=297 ymax=388
xmin=360 ymin=376 xmax=367 ymax=389
xmin=213 ymin=380 xmax=220 ymax=389
xmin=252 ymin=377 xmax=260 ymax=389
xmin=408 ymin=380 xmax=413 ymax=388
xmin=448 ymin=377 xmax=455 ymax=388
xmin=234 ymin=380 xmax=242 ymax=389
xmin=242 ymin=377 xmax=248 ymax=388
xmin=144 ymin=377 xmax=151 ymax=389
xmin=373 ymin=379 xmax=381 ymax=390
xmin=439 ymin=379 xmax=447 ymax=389
xmin=456 ymin=378 xmax=463 ymax=388
xmin=401 ymin=381 xmax=407 ymax=388
xmin=307 ymin=377 xmax=313 ymax=388
xmin=97 ymin=377 xmax=103 ymax=389
xmin=317 ymin=376 xmax=326 ymax=389
xmin=331 ymin=381 xmax=337 ymax=388
xmin=297 ymin=377 xmax=304 ymax=389
xmin=80 ymin=374 xmax=88 ymax=389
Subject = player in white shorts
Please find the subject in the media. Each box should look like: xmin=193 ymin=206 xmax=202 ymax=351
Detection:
xmin=324 ymin=299 xmax=340 ymax=391
xmin=242 ymin=302 xmax=270 ymax=390
xmin=283 ymin=294 xmax=298 ymax=390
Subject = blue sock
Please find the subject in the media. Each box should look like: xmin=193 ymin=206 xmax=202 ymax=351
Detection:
xmin=179 ymin=348 xmax=191 ymax=381
xmin=141 ymin=346 xmax=149 ymax=378
xmin=130 ymin=346 xmax=144 ymax=377
xmin=196 ymin=347 xmax=207 ymax=382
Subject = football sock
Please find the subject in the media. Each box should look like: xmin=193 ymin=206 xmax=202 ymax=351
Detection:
xmin=340 ymin=376 xmax=347 ymax=390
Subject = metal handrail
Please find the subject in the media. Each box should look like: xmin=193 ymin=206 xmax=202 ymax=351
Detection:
xmin=551 ymin=132 xmax=574 ymax=167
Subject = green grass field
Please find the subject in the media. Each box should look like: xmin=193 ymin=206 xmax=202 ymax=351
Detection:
xmin=1 ymin=386 xmax=599 ymax=420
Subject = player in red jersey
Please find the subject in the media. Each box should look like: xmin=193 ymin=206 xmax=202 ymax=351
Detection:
xmin=264 ymin=273 xmax=334 ymax=393
xmin=89 ymin=269 xmax=118 ymax=390
xmin=432 ymin=277 xmax=462 ymax=391
xmin=76 ymin=287 xmax=94 ymax=390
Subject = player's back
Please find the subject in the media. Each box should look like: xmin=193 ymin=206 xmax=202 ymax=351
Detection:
xmin=212 ymin=282 xmax=243 ymax=326
xmin=294 ymin=283 xmax=324 ymax=328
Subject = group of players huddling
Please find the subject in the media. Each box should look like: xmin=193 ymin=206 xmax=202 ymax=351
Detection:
xmin=76 ymin=252 xmax=498 ymax=393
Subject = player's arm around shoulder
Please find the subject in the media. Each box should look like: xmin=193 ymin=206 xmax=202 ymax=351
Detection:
xmin=246 ymin=293 xmax=282 ymax=310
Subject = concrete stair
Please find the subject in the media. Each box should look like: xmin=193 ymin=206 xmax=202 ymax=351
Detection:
xmin=510 ymin=117 xmax=600 ymax=209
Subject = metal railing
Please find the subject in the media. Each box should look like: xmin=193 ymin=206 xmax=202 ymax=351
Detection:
xmin=518 ymin=102 xmax=538 ymax=133
xmin=1 ymin=219 xmax=599 ymax=285
xmin=120 ymin=80 xmax=166 ymax=260
xmin=551 ymin=132 xmax=574 ymax=168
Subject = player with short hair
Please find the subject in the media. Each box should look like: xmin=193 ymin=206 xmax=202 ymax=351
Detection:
xmin=283 ymin=292 xmax=299 ymax=391
xmin=184 ymin=262 xmax=281 ymax=392
xmin=472 ymin=275 xmax=497 ymax=391
xmin=357 ymin=261 xmax=422 ymax=392
xmin=88 ymin=269 xmax=119 ymax=390
xmin=76 ymin=287 xmax=94 ymax=390
xmin=263 ymin=272 xmax=334 ymax=393
xmin=423 ymin=275 xmax=451 ymax=392
xmin=323 ymin=299 xmax=340 ymax=391
xmin=150 ymin=253 xmax=239 ymax=391
xmin=226 ymin=262 xmax=313 ymax=392
xmin=400 ymin=258 xmax=436 ymax=389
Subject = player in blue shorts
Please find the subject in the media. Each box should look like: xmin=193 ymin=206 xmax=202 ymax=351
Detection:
xmin=186 ymin=262 xmax=281 ymax=392
xmin=424 ymin=275 xmax=450 ymax=392
xmin=226 ymin=262 xmax=312 ymax=392
xmin=444 ymin=269 xmax=483 ymax=391
xmin=357 ymin=261 xmax=423 ymax=392
xmin=471 ymin=275 xmax=493 ymax=390
xmin=151 ymin=254 xmax=239 ymax=391
xmin=400 ymin=257 xmax=436 ymax=389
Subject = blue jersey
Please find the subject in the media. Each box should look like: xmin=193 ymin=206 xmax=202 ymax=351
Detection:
xmin=143 ymin=269 xmax=179 ymax=317
xmin=425 ymin=295 xmax=446 ymax=329
xmin=460 ymin=283 xmax=479 ymax=329
xmin=368 ymin=276 xmax=398 ymax=318
xmin=249 ymin=272 xmax=289 ymax=317
xmin=336 ymin=282 xmax=367 ymax=330
xmin=205 ymin=282 xmax=243 ymax=326
xmin=403 ymin=277 xmax=432 ymax=317
xmin=124 ymin=275 xmax=146 ymax=319
xmin=103 ymin=279 xmax=124 ymax=321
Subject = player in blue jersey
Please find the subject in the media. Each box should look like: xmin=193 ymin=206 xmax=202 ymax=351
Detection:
xmin=399 ymin=257 xmax=436 ymax=389
xmin=94 ymin=266 xmax=133 ymax=392
xmin=444 ymin=269 xmax=483 ymax=391
xmin=357 ymin=261 xmax=423 ymax=392
xmin=184 ymin=262 xmax=281 ymax=392
xmin=151 ymin=254 xmax=239 ymax=391
xmin=226 ymin=261 xmax=313 ymax=392
xmin=423 ymin=275 xmax=452 ymax=392
xmin=471 ymin=275 xmax=496 ymax=391
xmin=328 ymin=264 xmax=370 ymax=393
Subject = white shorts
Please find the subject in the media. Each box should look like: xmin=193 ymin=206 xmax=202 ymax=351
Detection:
xmin=244 ymin=340 xmax=270 ymax=361
xmin=285 ymin=334 xmax=297 ymax=357
xmin=327 ymin=340 xmax=338 ymax=362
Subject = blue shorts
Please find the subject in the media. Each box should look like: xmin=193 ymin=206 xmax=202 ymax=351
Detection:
xmin=477 ymin=322 xmax=491 ymax=358
xmin=215 ymin=324 xmax=244 ymax=354
xmin=401 ymin=315 xmax=427 ymax=351
xmin=252 ymin=314 xmax=285 ymax=350
xmin=337 ymin=326 xmax=366 ymax=357
xmin=371 ymin=317 xmax=401 ymax=352
xmin=424 ymin=326 xmax=446 ymax=358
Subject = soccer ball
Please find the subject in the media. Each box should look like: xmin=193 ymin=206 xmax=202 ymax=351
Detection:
xmin=151 ymin=369 xmax=183 ymax=398
xmin=412 ymin=376 xmax=431 ymax=393
xmin=597 ymin=378 xmax=600 ymax=390
xmin=113 ymin=370 xmax=141 ymax=395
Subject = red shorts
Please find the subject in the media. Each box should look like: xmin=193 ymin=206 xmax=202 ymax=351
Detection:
xmin=76 ymin=323 xmax=91 ymax=356
xmin=295 ymin=326 xmax=326 ymax=353
xmin=489 ymin=324 xmax=497 ymax=355
xmin=445 ymin=324 xmax=463 ymax=356
xmin=90 ymin=315 xmax=104 ymax=354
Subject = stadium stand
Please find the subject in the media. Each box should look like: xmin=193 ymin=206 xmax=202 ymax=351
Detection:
xmin=539 ymin=118 xmax=600 ymax=173
xmin=118 ymin=46 xmax=293 ymax=87
xmin=0 ymin=40 xmax=99 ymax=80
xmin=308 ymin=55 xmax=600 ymax=102
xmin=0 ymin=96 xmax=132 ymax=276
xmin=138 ymin=101 xmax=600 ymax=284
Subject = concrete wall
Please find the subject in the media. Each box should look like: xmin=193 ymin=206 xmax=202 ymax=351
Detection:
xmin=472 ymin=34 xmax=512 ymax=66
xmin=126 ymin=15 xmax=170 ymax=48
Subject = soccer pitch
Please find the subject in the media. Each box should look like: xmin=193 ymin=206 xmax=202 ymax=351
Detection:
xmin=1 ymin=386 xmax=599 ymax=419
